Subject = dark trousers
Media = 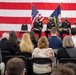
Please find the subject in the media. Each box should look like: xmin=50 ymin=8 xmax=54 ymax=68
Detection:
xmin=45 ymin=30 xmax=51 ymax=38
xmin=61 ymin=29 xmax=69 ymax=39
xmin=33 ymin=29 xmax=42 ymax=38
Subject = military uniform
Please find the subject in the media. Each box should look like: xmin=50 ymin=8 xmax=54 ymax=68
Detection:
xmin=45 ymin=21 xmax=55 ymax=38
xmin=33 ymin=20 xmax=43 ymax=38
xmin=61 ymin=21 xmax=71 ymax=39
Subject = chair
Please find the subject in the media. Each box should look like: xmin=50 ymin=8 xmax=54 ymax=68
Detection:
xmin=5 ymin=55 xmax=27 ymax=75
xmin=15 ymin=52 xmax=32 ymax=75
xmin=1 ymin=51 xmax=10 ymax=63
xmin=20 ymin=24 xmax=28 ymax=34
xmin=15 ymin=52 xmax=32 ymax=58
xmin=32 ymin=58 xmax=52 ymax=75
xmin=59 ymin=58 xmax=76 ymax=64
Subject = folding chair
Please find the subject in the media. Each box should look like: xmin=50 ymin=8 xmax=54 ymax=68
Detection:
xmin=32 ymin=58 xmax=52 ymax=75
xmin=1 ymin=51 xmax=10 ymax=63
xmin=15 ymin=52 xmax=32 ymax=75
xmin=15 ymin=52 xmax=32 ymax=58
xmin=59 ymin=58 xmax=76 ymax=64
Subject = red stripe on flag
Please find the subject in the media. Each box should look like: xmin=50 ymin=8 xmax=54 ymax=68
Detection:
xmin=0 ymin=16 xmax=76 ymax=24
xmin=0 ymin=17 xmax=31 ymax=24
xmin=0 ymin=2 xmax=76 ymax=10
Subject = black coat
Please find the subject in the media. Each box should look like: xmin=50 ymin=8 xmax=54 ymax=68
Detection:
xmin=0 ymin=38 xmax=17 ymax=55
xmin=47 ymin=21 xmax=55 ymax=29
xmin=57 ymin=47 xmax=76 ymax=60
xmin=62 ymin=21 xmax=71 ymax=29
xmin=34 ymin=21 xmax=43 ymax=29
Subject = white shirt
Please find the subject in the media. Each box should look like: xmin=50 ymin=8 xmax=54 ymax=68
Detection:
xmin=72 ymin=36 xmax=76 ymax=47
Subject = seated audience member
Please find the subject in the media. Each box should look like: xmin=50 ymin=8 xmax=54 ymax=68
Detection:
xmin=48 ymin=27 xmax=62 ymax=49
xmin=9 ymin=30 xmax=20 ymax=47
xmin=18 ymin=33 xmax=33 ymax=53
xmin=33 ymin=17 xmax=43 ymax=38
xmin=51 ymin=64 xmax=75 ymax=75
xmin=57 ymin=35 xmax=76 ymax=61
xmin=45 ymin=17 xmax=55 ymax=38
xmin=29 ymin=31 xmax=37 ymax=48
xmin=0 ymin=32 xmax=18 ymax=55
xmin=5 ymin=58 xmax=25 ymax=75
xmin=64 ymin=63 xmax=76 ymax=75
xmin=71 ymin=28 xmax=76 ymax=47
xmin=0 ymin=49 xmax=5 ymax=75
xmin=32 ymin=36 xmax=54 ymax=74
xmin=17 ymin=33 xmax=33 ymax=75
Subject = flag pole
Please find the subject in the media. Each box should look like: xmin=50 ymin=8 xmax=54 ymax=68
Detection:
xmin=30 ymin=2 xmax=33 ymax=31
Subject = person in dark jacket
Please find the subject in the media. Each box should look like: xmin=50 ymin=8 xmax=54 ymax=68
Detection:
xmin=61 ymin=17 xmax=71 ymax=39
xmin=33 ymin=17 xmax=43 ymax=38
xmin=45 ymin=17 xmax=55 ymax=38
xmin=57 ymin=35 xmax=76 ymax=61
xmin=0 ymin=32 xmax=18 ymax=55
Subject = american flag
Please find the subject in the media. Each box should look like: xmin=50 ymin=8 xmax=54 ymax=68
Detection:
xmin=31 ymin=4 xmax=44 ymax=31
xmin=0 ymin=0 xmax=76 ymax=38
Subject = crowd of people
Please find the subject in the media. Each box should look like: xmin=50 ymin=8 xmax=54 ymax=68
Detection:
xmin=0 ymin=16 xmax=76 ymax=75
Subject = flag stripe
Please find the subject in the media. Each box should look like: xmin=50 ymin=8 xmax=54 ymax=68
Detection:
xmin=0 ymin=2 xmax=76 ymax=10
xmin=0 ymin=0 xmax=76 ymax=3
xmin=0 ymin=24 xmax=31 ymax=31
xmin=0 ymin=17 xmax=31 ymax=24
xmin=0 ymin=17 xmax=76 ymax=24
xmin=0 ymin=10 xmax=76 ymax=18
xmin=0 ymin=24 xmax=75 ymax=31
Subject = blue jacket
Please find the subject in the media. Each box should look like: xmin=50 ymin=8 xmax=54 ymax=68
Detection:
xmin=48 ymin=36 xmax=62 ymax=49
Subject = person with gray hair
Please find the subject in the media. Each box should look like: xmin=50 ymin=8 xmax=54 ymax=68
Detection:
xmin=2 ymin=32 xmax=9 ymax=40
xmin=57 ymin=35 xmax=76 ymax=60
